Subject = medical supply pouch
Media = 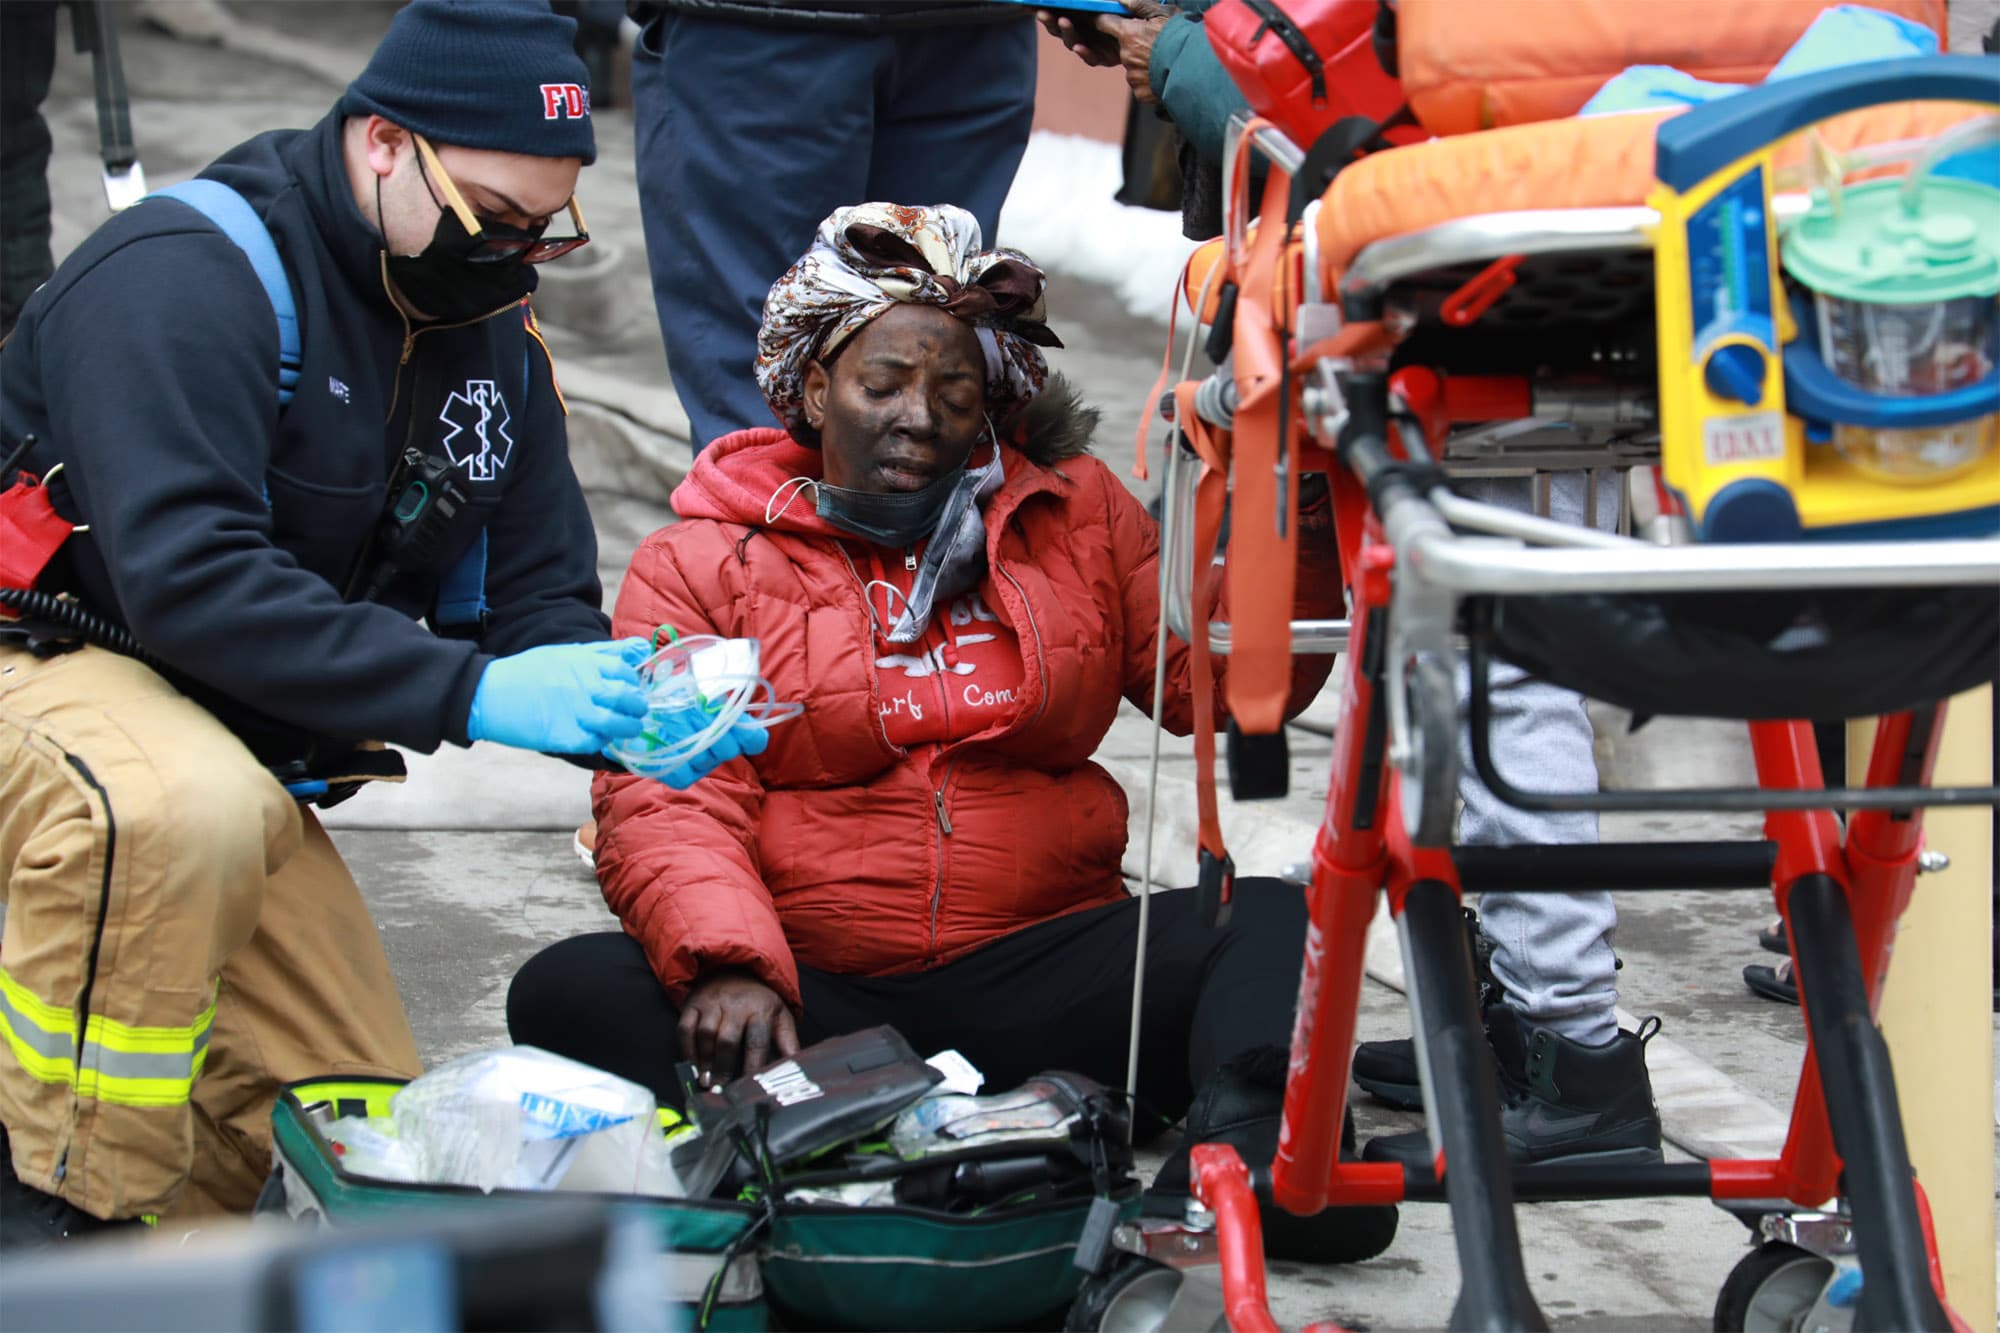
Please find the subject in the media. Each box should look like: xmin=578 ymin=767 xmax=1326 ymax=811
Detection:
xmin=688 ymin=1032 xmax=1139 ymax=1332
xmin=681 ymin=1026 xmax=944 ymax=1180
xmin=266 ymin=1077 xmax=769 ymax=1331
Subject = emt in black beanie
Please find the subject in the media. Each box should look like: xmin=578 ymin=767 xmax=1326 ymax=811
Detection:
xmin=0 ymin=0 xmax=758 ymax=1241
xmin=341 ymin=0 xmax=596 ymax=322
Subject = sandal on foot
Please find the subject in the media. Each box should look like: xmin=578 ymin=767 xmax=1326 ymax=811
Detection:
xmin=1743 ymin=959 xmax=1799 ymax=1006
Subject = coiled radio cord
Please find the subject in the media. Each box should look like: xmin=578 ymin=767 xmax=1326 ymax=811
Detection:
xmin=0 ymin=586 xmax=167 ymax=671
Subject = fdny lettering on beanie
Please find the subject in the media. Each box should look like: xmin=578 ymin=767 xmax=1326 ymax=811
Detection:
xmin=341 ymin=0 xmax=597 ymax=165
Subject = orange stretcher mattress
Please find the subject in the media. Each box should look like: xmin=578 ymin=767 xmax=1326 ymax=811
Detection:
xmin=1394 ymin=0 xmax=1946 ymax=137
xmin=1313 ymin=100 xmax=1990 ymax=289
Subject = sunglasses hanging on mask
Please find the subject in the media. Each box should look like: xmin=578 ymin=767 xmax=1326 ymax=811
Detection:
xmin=378 ymin=133 xmax=590 ymax=322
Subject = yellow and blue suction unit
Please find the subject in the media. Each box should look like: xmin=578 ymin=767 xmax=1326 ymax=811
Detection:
xmin=1649 ymin=55 xmax=1999 ymax=542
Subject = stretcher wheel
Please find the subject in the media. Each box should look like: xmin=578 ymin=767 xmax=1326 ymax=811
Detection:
xmin=1065 ymin=1254 xmax=1227 ymax=1333
xmin=1398 ymin=653 xmax=1457 ymax=846
xmin=1712 ymin=1241 xmax=1834 ymax=1333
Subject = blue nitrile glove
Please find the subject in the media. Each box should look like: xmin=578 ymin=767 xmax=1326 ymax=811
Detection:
xmin=467 ymin=639 xmax=651 ymax=754
xmin=631 ymin=708 xmax=769 ymax=790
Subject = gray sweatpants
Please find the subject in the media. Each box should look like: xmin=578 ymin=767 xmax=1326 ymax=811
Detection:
xmin=1455 ymin=474 xmax=1620 ymax=1046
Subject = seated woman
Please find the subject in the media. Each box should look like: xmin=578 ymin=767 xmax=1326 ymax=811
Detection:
xmin=508 ymin=203 xmax=1391 ymax=1261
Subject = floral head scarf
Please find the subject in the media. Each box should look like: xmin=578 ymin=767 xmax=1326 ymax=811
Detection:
xmin=754 ymin=202 xmax=1061 ymax=444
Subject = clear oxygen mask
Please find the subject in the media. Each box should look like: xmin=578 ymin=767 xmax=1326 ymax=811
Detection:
xmin=602 ymin=634 xmax=802 ymax=780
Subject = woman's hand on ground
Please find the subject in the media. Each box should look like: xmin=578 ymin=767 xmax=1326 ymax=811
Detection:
xmin=679 ymin=969 xmax=800 ymax=1086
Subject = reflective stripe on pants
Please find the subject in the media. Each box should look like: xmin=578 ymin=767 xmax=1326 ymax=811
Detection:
xmin=0 ymin=643 xmax=421 ymax=1221
xmin=0 ymin=966 xmax=216 ymax=1107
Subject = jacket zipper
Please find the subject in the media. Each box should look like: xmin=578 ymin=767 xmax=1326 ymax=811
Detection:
xmin=929 ymin=612 xmax=952 ymax=738
xmin=833 ymin=545 xmax=906 ymax=759
xmin=927 ymin=756 xmax=956 ymax=963
xmin=835 ymin=545 xmax=961 ymax=961
xmin=56 ymin=751 xmax=117 ymax=1181
xmin=836 ymin=544 xmax=1047 ymax=961
xmin=996 ymin=561 xmax=1050 ymax=730
xmin=376 ymin=255 xmax=517 ymax=426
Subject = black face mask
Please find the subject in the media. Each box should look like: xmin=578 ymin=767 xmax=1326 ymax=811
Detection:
xmin=812 ymin=464 xmax=967 ymax=548
xmin=379 ymin=177 xmax=535 ymax=323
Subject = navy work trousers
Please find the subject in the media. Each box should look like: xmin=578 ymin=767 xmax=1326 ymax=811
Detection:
xmin=631 ymin=13 xmax=1037 ymax=451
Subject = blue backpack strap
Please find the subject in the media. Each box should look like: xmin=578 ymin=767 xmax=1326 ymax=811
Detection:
xmin=145 ymin=183 xmax=312 ymax=797
xmin=147 ymin=180 xmax=301 ymax=407
xmin=149 ymin=180 xmax=495 ymax=633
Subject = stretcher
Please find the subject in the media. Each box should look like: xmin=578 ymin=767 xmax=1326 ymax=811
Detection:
xmin=1098 ymin=43 xmax=2000 ymax=1333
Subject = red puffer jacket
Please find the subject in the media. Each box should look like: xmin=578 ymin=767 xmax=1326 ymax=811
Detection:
xmin=592 ymin=421 xmax=1338 ymax=1008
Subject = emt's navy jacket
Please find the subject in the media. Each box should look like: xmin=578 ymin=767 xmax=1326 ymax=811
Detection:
xmin=0 ymin=110 xmax=609 ymax=762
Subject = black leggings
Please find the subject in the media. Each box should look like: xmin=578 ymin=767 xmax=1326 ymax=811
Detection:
xmin=508 ymin=878 xmax=1307 ymax=1121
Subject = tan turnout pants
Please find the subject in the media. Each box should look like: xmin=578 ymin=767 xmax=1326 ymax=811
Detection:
xmin=0 ymin=643 xmax=421 ymax=1220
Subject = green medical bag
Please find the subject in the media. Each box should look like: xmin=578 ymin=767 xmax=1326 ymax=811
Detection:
xmin=267 ymin=1077 xmax=768 ymax=1330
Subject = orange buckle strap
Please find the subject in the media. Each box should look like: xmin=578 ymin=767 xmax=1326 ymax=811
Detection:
xmin=1176 ymin=378 xmax=1236 ymax=917
xmin=1222 ymin=159 xmax=1302 ymax=739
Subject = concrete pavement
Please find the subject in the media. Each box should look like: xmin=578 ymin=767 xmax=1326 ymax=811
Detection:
xmin=26 ymin=4 xmax=1998 ymax=1329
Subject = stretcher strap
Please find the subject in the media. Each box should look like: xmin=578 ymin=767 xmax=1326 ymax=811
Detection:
xmin=1177 ymin=380 xmax=1231 ymax=870
xmin=1133 ymin=248 xmax=1202 ymax=483
xmin=1222 ymin=163 xmax=1303 ymax=737
xmin=1177 ymin=316 xmax=1399 ymax=879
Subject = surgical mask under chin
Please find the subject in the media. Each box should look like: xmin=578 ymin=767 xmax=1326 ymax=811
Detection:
xmin=382 ymin=191 xmax=535 ymax=323
xmin=812 ymin=465 xmax=964 ymax=548
xmin=867 ymin=450 xmax=1005 ymax=643
xmin=764 ymin=437 xmax=1006 ymax=643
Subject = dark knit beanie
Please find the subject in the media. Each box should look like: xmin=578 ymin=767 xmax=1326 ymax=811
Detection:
xmin=341 ymin=0 xmax=596 ymax=165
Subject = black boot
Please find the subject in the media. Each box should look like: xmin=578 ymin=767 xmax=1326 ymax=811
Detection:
xmin=0 ymin=1122 xmax=148 ymax=1249
xmin=1148 ymin=1048 xmax=1398 ymax=1264
xmin=1353 ymin=908 xmax=1500 ymax=1110
xmin=1362 ymin=1009 xmax=1664 ymax=1168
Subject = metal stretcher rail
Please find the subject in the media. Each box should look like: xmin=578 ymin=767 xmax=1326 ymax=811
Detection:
xmin=1156 ymin=438 xmax=1350 ymax=656
xmin=1338 ymin=196 xmax=1814 ymax=301
xmin=1403 ymin=528 xmax=2000 ymax=594
xmin=1159 ymin=403 xmax=2000 ymax=657
xmin=1235 ymin=122 xmax=1305 ymax=185
xmin=1342 ymin=206 xmax=1654 ymax=300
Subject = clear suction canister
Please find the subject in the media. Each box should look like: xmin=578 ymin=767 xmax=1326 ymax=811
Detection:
xmin=1780 ymin=142 xmax=2000 ymax=482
